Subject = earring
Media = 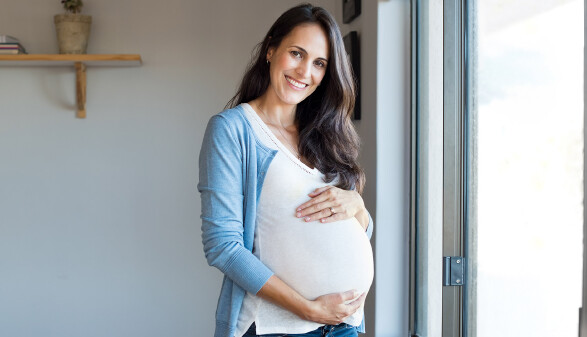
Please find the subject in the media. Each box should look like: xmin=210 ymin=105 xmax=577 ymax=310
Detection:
xmin=266 ymin=59 xmax=269 ymax=64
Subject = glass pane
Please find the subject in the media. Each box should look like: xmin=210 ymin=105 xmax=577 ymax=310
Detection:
xmin=472 ymin=1 xmax=584 ymax=336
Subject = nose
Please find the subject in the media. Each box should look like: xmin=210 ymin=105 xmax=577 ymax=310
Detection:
xmin=296 ymin=60 xmax=312 ymax=79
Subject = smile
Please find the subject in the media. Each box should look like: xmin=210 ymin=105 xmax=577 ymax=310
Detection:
xmin=285 ymin=75 xmax=308 ymax=89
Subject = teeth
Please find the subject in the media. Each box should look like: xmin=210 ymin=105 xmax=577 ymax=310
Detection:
xmin=286 ymin=76 xmax=307 ymax=89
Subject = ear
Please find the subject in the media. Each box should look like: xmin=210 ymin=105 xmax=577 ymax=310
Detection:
xmin=266 ymin=47 xmax=275 ymax=63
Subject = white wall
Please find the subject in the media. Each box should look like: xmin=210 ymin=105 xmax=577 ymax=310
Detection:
xmin=0 ymin=0 xmax=409 ymax=336
xmin=374 ymin=2 xmax=411 ymax=336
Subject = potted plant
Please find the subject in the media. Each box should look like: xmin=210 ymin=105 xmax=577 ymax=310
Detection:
xmin=54 ymin=0 xmax=92 ymax=54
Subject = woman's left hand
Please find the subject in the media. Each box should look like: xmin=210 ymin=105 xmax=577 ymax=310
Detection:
xmin=296 ymin=186 xmax=368 ymax=230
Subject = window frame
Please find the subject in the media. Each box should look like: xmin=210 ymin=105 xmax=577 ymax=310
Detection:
xmin=409 ymin=0 xmax=475 ymax=336
xmin=409 ymin=0 xmax=445 ymax=336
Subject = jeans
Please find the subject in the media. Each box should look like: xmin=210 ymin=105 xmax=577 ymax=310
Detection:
xmin=241 ymin=322 xmax=358 ymax=337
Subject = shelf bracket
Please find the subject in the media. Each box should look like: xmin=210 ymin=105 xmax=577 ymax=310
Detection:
xmin=75 ymin=62 xmax=86 ymax=118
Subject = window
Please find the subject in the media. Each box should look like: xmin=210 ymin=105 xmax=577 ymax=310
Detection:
xmin=471 ymin=1 xmax=584 ymax=336
xmin=410 ymin=1 xmax=585 ymax=336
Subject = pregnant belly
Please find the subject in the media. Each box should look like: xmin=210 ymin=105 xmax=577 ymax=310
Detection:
xmin=257 ymin=217 xmax=374 ymax=300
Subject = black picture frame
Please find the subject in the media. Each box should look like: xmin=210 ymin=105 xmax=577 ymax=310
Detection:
xmin=343 ymin=0 xmax=361 ymax=24
xmin=344 ymin=31 xmax=361 ymax=120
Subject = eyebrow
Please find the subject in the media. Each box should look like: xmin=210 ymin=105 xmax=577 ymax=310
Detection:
xmin=292 ymin=45 xmax=329 ymax=63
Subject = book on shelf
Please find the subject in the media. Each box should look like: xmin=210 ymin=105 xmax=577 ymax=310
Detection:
xmin=0 ymin=35 xmax=19 ymax=43
xmin=0 ymin=42 xmax=27 ymax=54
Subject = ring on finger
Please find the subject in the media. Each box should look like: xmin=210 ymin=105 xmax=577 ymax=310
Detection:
xmin=330 ymin=207 xmax=336 ymax=215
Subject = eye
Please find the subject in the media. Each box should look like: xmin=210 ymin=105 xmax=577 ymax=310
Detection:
xmin=314 ymin=60 xmax=327 ymax=68
xmin=290 ymin=50 xmax=302 ymax=58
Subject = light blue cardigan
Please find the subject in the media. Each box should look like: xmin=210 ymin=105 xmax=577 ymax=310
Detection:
xmin=198 ymin=105 xmax=373 ymax=337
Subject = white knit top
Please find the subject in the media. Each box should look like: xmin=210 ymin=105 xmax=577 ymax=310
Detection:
xmin=234 ymin=103 xmax=374 ymax=337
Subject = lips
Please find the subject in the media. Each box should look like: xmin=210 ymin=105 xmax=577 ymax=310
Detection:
xmin=285 ymin=75 xmax=308 ymax=89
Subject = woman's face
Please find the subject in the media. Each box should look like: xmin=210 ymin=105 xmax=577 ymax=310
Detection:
xmin=266 ymin=23 xmax=330 ymax=107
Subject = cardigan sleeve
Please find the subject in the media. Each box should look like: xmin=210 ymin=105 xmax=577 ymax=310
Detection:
xmin=198 ymin=115 xmax=273 ymax=295
xmin=352 ymin=184 xmax=374 ymax=240
xmin=365 ymin=211 xmax=374 ymax=240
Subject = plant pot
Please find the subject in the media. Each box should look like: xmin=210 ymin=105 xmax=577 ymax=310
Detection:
xmin=54 ymin=14 xmax=92 ymax=54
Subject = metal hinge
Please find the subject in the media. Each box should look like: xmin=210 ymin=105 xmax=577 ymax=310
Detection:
xmin=443 ymin=256 xmax=465 ymax=286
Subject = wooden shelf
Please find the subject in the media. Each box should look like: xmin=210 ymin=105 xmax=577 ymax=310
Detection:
xmin=0 ymin=54 xmax=142 ymax=66
xmin=0 ymin=54 xmax=142 ymax=118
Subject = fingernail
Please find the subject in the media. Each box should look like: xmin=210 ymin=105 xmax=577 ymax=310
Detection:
xmin=296 ymin=212 xmax=301 ymax=217
xmin=320 ymin=219 xmax=326 ymax=223
xmin=305 ymin=217 xmax=310 ymax=222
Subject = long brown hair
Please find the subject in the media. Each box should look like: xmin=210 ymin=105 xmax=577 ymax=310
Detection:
xmin=227 ymin=3 xmax=365 ymax=193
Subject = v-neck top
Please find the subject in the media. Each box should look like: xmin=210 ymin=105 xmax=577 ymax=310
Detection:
xmin=234 ymin=103 xmax=374 ymax=336
xmin=243 ymin=103 xmax=320 ymax=176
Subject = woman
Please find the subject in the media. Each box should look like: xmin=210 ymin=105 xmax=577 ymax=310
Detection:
xmin=198 ymin=4 xmax=374 ymax=337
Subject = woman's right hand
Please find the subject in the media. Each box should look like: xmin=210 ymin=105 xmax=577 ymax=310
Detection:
xmin=304 ymin=290 xmax=367 ymax=325
xmin=257 ymin=276 xmax=366 ymax=326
